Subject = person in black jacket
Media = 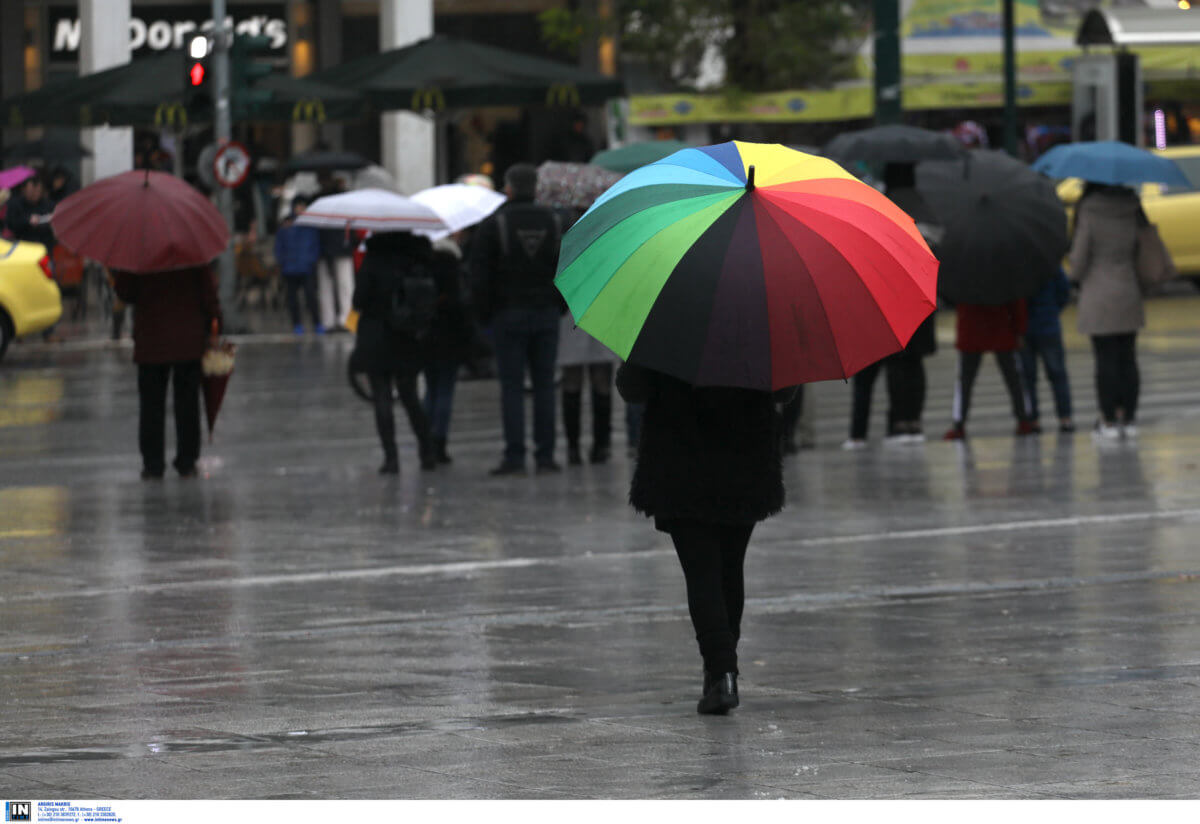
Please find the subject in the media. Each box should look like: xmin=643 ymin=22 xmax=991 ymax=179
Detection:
xmin=617 ymin=362 xmax=793 ymax=715
xmin=467 ymin=164 xmax=565 ymax=475
xmin=352 ymin=232 xmax=436 ymax=474
xmin=4 ymin=174 xmax=55 ymax=251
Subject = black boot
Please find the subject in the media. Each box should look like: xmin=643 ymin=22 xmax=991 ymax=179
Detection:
xmin=698 ymin=671 xmax=739 ymax=715
xmin=562 ymin=390 xmax=583 ymax=466
xmin=419 ymin=438 xmax=437 ymax=471
xmin=433 ymin=437 xmax=452 ymax=464
xmin=590 ymin=389 xmax=612 ymax=464
xmin=379 ymin=444 xmax=399 ymax=475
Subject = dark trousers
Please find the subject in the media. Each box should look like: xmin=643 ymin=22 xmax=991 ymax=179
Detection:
xmin=493 ymin=307 xmax=559 ymax=465
xmin=1091 ymin=333 xmax=1139 ymax=424
xmin=422 ymin=360 xmax=459 ymax=442
xmin=953 ymin=350 xmax=1030 ymax=425
xmin=137 ymin=361 xmax=201 ymax=475
xmin=850 ymin=359 xmax=889 ymax=439
xmin=668 ymin=519 xmax=755 ymax=676
xmin=887 ymin=354 xmax=926 ymax=427
xmin=780 ymin=384 xmax=804 ymax=448
xmin=1020 ymin=333 xmax=1072 ymax=422
xmin=284 ymin=273 xmax=320 ymax=329
xmin=369 ymin=367 xmax=431 ymax=460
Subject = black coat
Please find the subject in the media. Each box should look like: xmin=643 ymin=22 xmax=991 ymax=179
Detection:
xmin=351 ymin=233 xmax=429 ymax=374
xmin=617 ymin=363 xmax=786 ymax=527
xmin=422 ymin=244 xmax=485 ymax=365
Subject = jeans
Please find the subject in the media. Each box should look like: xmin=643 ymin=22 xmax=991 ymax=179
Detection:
xmin=284 ymin=273 xmax=320 ymax=329
xmin=952 ymin=350 xmax=1031 ymax=426
xmin=423 ymin=360 xmax=459 ymax=441
xmin=1091 ymin=333 xmax=1139 ymax=424
xmin=137 ymin=361 xmax=201 ymax=475
xmin=493 ymin=307 xmax=560 ymax=465
xmin=1020 ymin=333 xmax=1072 ymax=422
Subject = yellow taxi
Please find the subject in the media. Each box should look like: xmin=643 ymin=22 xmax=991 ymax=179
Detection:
xmin=0 ymin=239 xmax=62 ymax=359
xmin=1057 ymin=145 xmax=1200 ymax=279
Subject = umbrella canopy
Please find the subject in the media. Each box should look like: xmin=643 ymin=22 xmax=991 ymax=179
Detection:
xmin=1031 ymin=140 xmax=1192 ymax=188
xmin=51 ymin=170 xmax=228 ymax=273
xmin=535 ymin=161 xmax=622 ymax=211
xmin=824 ymin=125 xmax=966 ymax=165
xmin=310 ymin=33 xmax=624 ymax=110
xmin=285 ymin=150 xmax=371 ymax=173
xmin=295 ymin=188 xmax=448 ymax=233
xmin=590 ymin=140 xmax=694 ymax=174
xmin=555 ymin=141 xmax=938 ymax=390
xmin=917 ymin=151 xmax=1068 ymax=305
xmin=411 ymin=183 xmax=506 ymax=239
xmin=2 ymin=138 xmax=91 ymax=162
xmin=0 ymin=166 xmax=36 ymax=190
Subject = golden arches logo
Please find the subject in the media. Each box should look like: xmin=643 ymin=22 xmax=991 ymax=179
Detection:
xmin=292 ymin=98 xmax=327 ymax=123
xmin=411 ymin=87 xmax=446 ymax=112
xmin=546 ymin=83 xmax=581 ymax=107
xmin=154 ymin=102 xmax=188 ymax=129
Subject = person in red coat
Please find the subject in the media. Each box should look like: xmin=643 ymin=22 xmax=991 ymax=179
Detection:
xmin=112 ymin=265 xmax=223 ymax=478
xmin=943 ymin=300 xmax=1037 ymax=440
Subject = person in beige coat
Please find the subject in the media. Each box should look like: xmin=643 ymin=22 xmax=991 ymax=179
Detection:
xmin=1068 ymin=183 xmax=1144 ymax=438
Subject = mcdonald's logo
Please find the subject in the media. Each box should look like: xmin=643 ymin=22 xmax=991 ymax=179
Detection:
xmin=546 ymin=83 xmax=581 ymax=107
xmin=292 ymin=98 xmax=327 ymax=123
xmin=410 ymin=87 xmax=446 ymax=112
xmin=154 ymin=102 xmax=188 ymax=129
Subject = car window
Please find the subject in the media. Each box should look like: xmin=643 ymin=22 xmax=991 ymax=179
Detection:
xmin=1159 ymin=156 xmax=1200 ymax=195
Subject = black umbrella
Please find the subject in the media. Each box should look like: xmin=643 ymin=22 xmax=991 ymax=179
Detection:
xmin=916 ymin=150 xmax=1068 ymax=306
xmin=2 ymin=137 xmax=91 ymax=162
xmin=285 ymin=150 xmax=370 ymax=173
xmin=825 ymin=125 xmax=965 ymax=165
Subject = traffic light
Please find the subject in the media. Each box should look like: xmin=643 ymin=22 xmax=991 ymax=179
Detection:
xmin=231 ymin=35 xmax=274 ymax=119
xmin=183 ymin=35 xmax=212 ymax=121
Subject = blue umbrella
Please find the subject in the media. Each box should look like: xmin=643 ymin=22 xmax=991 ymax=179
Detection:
xmin=1032 ymin=141 xmax=1191 ymax=188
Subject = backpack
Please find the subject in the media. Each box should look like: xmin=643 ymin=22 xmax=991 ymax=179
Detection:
xmin=386 ymin=262 xmax=438 ymax=339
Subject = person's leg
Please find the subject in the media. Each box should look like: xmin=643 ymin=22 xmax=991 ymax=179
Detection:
xmin=137 ymin=364 xmax=169 ymax=477
xmin=717 ymin=523 xmax=754 ymax=646
xmin=1091 ymin=335 xmax=1120 ymax=424
xmin=625 ymin=402 xmax=644 ymax=452
xmin=529 ymin=310 xmax=559 ymax=468
xmin=334 ymin=257 xmax=355 ymax=329
xmin=560 ymin=365 xmax=583 ymax=464
xmin=885 ymin=357 xmax=919 ymax=435
xmin=994 ymin=350 xmax=1032 ymax=424
xmin=1115 ymin=333 xmax=1140 ymax=424
xmin=1039 ymin=334 xmax=1073 ymax=426
xmin=394 ymin=364 xmax=435 ymax=468
xmin=369 ymin=371 xmax=399 ymax=472
xmin=589 ymin=362 xmax=613 ymax=463
xmin=780 ymin=386 xmax=803 ymax=452
xmin=172 ymin=361 xmax=202 ymax=475
xmin=284 ymin=277 xmax=303 ymax=329
xmin=1019 ymin=337 xmax=1041 ymax=423
xmin=492 ymin=313 xmax=528 ymax=467
xmin=669 ymin=520 xmax=738 ymax=677
xmin=316 ymin=258 xmax=337 ymax=329
xmin=303 ymin=272 xmax=321 ymax=330
xmin=849 ymin=360 xmax=881 ymax=441
xmin=951 ymin=351 xmax=982 ymax=429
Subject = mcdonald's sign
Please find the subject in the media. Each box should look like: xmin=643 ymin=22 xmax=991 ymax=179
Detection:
xmin=292 ymin=98 xmax=327 ymax=123
xmin=410 ymin=87 xmax=446 ymax=112
xmin=154 ymin=102 xmax=188 ymax=129
xmin=546 ymin=83 xmax=581 ymax=107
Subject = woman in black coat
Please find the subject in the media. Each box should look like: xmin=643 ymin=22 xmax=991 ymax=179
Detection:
xmin=617 ymin=362 xmax=792 ymax=714
xmin=353 ymin=232 xmax=436 ymax=474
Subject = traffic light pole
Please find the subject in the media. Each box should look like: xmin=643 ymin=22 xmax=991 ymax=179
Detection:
xmin=211 ymin=0 xmax=243 ymax=331
xmin=873 ymin=0 xmax=902 ymax=126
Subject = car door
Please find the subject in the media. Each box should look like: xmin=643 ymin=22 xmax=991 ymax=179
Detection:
xmin=1142 ymin=152 xmax=1200 ymax=277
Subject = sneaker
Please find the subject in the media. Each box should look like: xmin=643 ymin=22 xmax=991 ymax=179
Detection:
xmin=489 ymin=461 xmax=526 ymax=476
xmin=841 ymin=438 xmax=867 ymax=451
xmin=902 ymin=432 xmax=927 ymax=444
xmin=535 ymin=461 xmax=563 ymax=474
xmin=1093 ymin=421 xmax=1121 ymax=440
xmin=942 ymin=425 xmax=966 ymax=441
xmin=1059 ymin=420 xmax=1075 ymax=433
xmin=1122 ymin=422 xmax=1138 ymax=438
xmin=293 ymin=324 xmax=305 ymax=335
xmin=1015 ymin=420 xmax=1040 ymax=436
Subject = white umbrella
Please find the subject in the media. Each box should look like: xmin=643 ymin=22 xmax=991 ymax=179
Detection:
xmin=411 ymin=183 xmax=506 ymax=239
xmin=295 ymin=188 xmax=448 ymax=233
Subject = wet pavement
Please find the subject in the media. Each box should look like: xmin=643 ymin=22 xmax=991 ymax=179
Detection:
xmin=3 ymin=294 xmax=1200 ymax=799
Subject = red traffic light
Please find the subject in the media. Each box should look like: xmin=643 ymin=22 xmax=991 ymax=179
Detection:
xmin=189 ymin=62 xmax=206 ymax=86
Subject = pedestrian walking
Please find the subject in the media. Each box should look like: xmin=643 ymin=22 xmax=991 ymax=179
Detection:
xmin=352 ymin=231 xmax=437 ymax=474
xmin=273 ymin=196 xmax=324 ymax=335
xmin=467 ymin=163 xmax=565 ymax=475
xmin=421 ymin=236 xmax=478 ymax=464
xmin=111 ymin=265 xmax=222 ymax=479
xmin=317 ymin=182 xmax=356 ymax=332
xmin=1020 ymin=267 xmax=1074 ymax=433
xmin=1068 ymin=183 xmax=1146 ymax=439
xmin=617 ymin=362 xmax=793 ymax=714
xmin=943 ymin=300 xmax=1037 ymax=440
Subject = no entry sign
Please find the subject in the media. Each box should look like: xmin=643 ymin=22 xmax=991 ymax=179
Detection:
xmin=213 ymin=142 xmax=251 ymax=188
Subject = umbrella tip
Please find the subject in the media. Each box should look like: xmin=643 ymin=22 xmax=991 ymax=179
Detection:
xmin=746 ymin=165 xmax=755 ymax=191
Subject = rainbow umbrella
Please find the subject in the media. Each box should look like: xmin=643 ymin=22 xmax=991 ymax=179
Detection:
xmin=555 ymin=141 xmax=939 ymax=390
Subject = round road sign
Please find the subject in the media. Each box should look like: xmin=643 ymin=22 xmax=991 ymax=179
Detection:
xmin=213 ymin=141 xmax=251 ymax=188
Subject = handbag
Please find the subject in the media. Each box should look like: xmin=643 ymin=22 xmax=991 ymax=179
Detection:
xmin=1135 ymin=220 xmax=1176 ymax=293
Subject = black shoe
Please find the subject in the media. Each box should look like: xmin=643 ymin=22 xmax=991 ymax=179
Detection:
xmin=177 ymin=466 xmax=198 ymax=479
xmin=419 ymin=445 xmax=437 ymax=471
xmin=697 ymin=672 xmax=739 ymax=715
xmin=567 ymin=444 xmax=583 ymax=466
xmin=489 ymin=461 xmax=526 ymax=476
xmin=378 ymin=459 xmax=399 ymax=475
xmin=141 ymin=469 xmax=164 ymax=480
xmin=433 ymin=438 xmax=452 ymax=464
xmin=535 ymin=461 xmax=562 ymax=474
xmin=589 ymin=445 xmax=610 ymax=465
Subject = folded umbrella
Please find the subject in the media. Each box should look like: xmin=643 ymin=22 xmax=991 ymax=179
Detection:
xmin=917 ymin=150 xmax=1068 ymax=305
xmin=295 ymin=188 xmax=448 ymax=233
xmin=824 ymin=125 xmax=965 ymax=165
xmin=411 ymin=183 xmax=506 ymax=239
xmin=1031 ymin=140 xmax=1191 ymax=188
xmin=51 ymin=170 xmax=228 ymax=273
xmin=536 ymin=161 xmax=622 ymax=211
xmin=556 ymin=141 xmax=938 ymax=390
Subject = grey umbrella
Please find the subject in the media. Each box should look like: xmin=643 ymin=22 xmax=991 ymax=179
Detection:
xmin=917 ymin=150 xmax=1068 ymax=306
xmin=825 ymin=125 xmax=965 ymax=165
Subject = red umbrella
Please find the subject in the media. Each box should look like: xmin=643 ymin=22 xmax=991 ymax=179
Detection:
xmin=201 ymin=320 xmax=235 ymax=442
xmin=51 ymin=170 xmax=228 ymax=273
